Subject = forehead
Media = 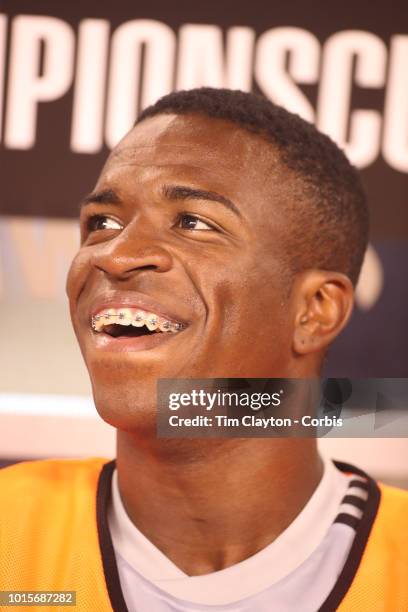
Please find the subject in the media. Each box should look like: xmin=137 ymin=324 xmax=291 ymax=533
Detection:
xmin=100 ymin=114 xmax=291 ymax=214
xmin=111 ymin=112 xmax=275 ymax=167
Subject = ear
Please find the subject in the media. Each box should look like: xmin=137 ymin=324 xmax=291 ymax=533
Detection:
xmin=292 ymin=270 xmax=354 ymax=355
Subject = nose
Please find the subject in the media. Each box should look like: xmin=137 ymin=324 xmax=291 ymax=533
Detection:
xmin=91 ymin=226 xmax=173 ymax=280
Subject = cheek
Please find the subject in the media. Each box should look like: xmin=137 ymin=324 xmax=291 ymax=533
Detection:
xmin=66 ymin=249 xmax=91 ymax=311
xmin=65 ymin=250 xmax=94 ymax=350
xmin=211 ymin=266 xmax=292 ymax=355
xmin=213 ymin=261 xmax=284 ymax=326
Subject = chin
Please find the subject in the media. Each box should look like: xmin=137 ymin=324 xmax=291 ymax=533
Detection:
xmin=88 ymin=366 xmax=159 ymax=434
xmin=93 ymin=389 xmax=158 ymax=435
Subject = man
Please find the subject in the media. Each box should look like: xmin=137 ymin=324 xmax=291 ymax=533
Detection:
xmin=1 ymin=88 xmax=407 ymax=612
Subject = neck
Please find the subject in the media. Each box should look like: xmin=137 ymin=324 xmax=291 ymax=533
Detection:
xmin=115 ymin=433 xmax=323 ymax=575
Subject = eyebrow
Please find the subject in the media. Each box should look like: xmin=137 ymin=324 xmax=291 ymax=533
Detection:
xmin=80 ymin=189 xmax=122 ymax=210
xmin=162 ymin=185 xmax=241 ymax=216
xmin=80 ymin=185 xmax=241 ymax=217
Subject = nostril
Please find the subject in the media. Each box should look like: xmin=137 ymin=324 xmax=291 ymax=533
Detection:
xmin=138 ymin=265 xmax=157 ymax=272
xmin=95 ymin=264 xmax=159 ymax=281
xmin=92 ymin=246 xmax=173 ymax=278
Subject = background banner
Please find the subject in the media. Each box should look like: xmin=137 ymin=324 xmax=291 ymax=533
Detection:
xmin=0 ymin=0 xmax=407 ymax=404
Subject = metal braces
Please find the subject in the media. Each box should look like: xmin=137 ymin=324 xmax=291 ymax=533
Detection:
xmin=91 ymin=313 xmax=184 ymax=332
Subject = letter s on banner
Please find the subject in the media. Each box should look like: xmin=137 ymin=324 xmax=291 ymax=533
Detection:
xmin=255 ymin=27 xmax=320 ymax=123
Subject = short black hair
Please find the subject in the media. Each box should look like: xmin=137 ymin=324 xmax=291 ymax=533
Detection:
xmin=138 ymin=87 xmax=369 ymax=286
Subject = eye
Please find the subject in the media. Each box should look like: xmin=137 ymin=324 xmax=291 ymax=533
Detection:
xmin=87 ymin=215 xmax=123 ymax=232
xmin=177 ymin=214 xmax=214 ymax=231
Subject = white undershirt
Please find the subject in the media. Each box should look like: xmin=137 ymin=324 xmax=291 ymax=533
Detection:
xmin=108 ymin=456 xmax=351 ymax=606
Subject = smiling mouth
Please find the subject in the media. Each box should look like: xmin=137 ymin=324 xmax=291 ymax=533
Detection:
xmin=91 ymin=307 xmax=186 ymax=339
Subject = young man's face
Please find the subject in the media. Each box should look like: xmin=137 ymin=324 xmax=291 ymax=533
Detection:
xmin=66 ymin=113 xmax=302 ymax=430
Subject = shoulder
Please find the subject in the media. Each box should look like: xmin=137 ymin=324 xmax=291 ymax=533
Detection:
xmin=368 ymin=481 xmax=408 ymax=566
xmin=0 ymin=456 xmax=111 ymax=484
xmin=0 ymin=457 xmax=112 ymax=510
xmin=0 ymin=458 xmax=113 ymax=594
xmin=378 ymin=483 xmax=408 ymax=527
xmin=336 ymin=482 xmax=408 ymax=612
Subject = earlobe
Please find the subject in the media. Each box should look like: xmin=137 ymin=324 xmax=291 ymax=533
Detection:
xmin=293 ymin=271 xmax=354 ymax=355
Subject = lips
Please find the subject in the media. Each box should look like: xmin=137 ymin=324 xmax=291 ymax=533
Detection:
xmin=84 ymin=290 xmax=190 ymax=353
xmin=89 ymin=326 xmax=181 ymax=352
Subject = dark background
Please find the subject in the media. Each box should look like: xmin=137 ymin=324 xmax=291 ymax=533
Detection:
xmin=1 ymin=0 xmax=407 ymax=376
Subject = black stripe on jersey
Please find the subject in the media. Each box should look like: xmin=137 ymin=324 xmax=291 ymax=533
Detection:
xmin=332 ymin=476 xmax=369 ymax=527
xmin=342 ymin=494 xmax=366 ymax=510
xmin=318 ymin=461 xmax=381 ymax=612
xmin=335 ymin=513 xmax=361 ymax=529
xmin=349 ymin=478 xmax=369 ymax=491
xmin=97 ymin=460 xmax=130 ymax=612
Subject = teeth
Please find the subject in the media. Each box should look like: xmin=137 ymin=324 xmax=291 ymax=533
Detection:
xmin=146 ymin=315 xmax=159 ymax=331
xmin=92 ymin=317 xmax=104 ymax=332
xmin=132 ymin=311 xmax=146 ymax=327
xmin=117 ymin=308 xmax=132 ymax=325
xmin=91 ymin=307 xmax=184 ymax=334
xmin=102 ymin=308 xmax=116 ymax=325
xmin=159 ymin=320 xmax=173 ymax=332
